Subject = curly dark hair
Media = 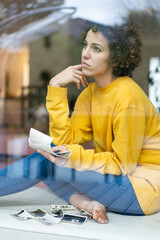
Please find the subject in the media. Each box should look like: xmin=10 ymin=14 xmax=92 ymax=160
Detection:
xmin=81 ymin=19 xmax=142 ymax=77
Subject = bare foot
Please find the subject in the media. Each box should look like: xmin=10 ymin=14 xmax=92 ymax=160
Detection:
xmin=69 ymin=193 xmax=108 ymax=224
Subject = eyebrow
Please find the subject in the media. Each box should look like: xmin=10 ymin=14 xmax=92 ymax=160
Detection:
xmin=84 ymin=40 xmax=104 ymax=49
xmin=92 ymin=43 xmax=104 ymax=49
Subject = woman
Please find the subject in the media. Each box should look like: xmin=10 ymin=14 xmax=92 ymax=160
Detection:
xmin=1 ymin=19 xmax=160 ymax=224
xmin=38 ymin=19 xmax=160 ymax=222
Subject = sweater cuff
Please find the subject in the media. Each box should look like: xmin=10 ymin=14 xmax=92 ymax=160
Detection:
xmin=46 ymin=85 xmax=67 ymax=100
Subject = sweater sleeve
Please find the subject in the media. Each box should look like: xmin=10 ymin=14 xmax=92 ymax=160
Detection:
xmin=46 ymin=86 xmax=93 ymax=145
xmin=64 ymin=107 xmax=146 ymax=175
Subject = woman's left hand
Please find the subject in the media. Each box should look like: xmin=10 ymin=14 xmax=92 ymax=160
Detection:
xmin=37 ymin=145 xmax=68 ymax=167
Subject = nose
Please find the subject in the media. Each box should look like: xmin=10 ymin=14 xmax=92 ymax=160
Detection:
xmin=82 ymin=46 xmax=91 ymax=59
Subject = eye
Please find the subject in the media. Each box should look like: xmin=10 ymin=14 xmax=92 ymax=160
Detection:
xmin=94 ymin=46 xmax=101 ymax=52
xmin=82 ymin=41 xmax=87 ymax=48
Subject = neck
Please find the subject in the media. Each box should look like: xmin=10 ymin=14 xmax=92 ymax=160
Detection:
xmin=94 ymin=72 xmax=116 ymax=88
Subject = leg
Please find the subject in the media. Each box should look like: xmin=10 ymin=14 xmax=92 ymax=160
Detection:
xmin=69 ymin=170 xmax=144 ymax=215
xmin=43 ymin=167 xmax=108 ymax=224
xmin=0 ymin=148 xmax=143 ymax=222
xmin=44 ymin=165 xmax=144 ymax=223
xmin=0 ymin=152 xmax=50 ymax=196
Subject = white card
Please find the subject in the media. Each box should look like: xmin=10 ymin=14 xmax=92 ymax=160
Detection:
xmin=28 ymin=128 xmax=71 ymax=159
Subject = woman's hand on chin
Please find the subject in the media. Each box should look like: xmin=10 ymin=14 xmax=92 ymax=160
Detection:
xmin=49 ymin=64 xmax=88 ymax=89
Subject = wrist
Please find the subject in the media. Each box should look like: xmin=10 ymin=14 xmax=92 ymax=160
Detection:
xmin=49 ymin=78 xmax=61 ymax=87
xmin=50 ymin=82 xmax=61 ymax=87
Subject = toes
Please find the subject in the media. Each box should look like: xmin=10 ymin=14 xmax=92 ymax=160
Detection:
xmin=93 ymin=210 xmax=101 ymax=221
xmin=98 ymin=214 xmax=109 ymax=224
xmin=92 ymin=208 xmax=109 ymax=224
xmin=95 ymin=215 xmax=108 ymax=224
xmin=101 ymin=218 xmax=109 ymax=224
xmin=97 ymin=216 xmax=102 ymax=223
xmin=100 ymin=210 xmax=109 ymax=223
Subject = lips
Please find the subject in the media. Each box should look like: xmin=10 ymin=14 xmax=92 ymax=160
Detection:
xmin=82 ymin=61 xmax=90 ymax=67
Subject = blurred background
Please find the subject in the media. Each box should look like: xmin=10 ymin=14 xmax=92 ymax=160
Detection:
xmin=0 ymin=0 xmax=160 ymax=166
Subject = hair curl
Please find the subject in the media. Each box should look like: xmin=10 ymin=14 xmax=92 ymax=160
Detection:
xmin=81 ymin=19 xmax=143 ymax=77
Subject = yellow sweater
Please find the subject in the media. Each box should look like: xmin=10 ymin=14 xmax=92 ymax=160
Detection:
xmin=46 ymin=76 xmax=160 ymax=215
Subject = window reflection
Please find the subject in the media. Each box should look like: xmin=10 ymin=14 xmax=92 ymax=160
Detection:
xmin=0 ymin=0 xmax=160 ymax=230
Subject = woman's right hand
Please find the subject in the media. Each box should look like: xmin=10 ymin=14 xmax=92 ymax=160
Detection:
xmin=49 ymin=64 xmax=89 ymax=89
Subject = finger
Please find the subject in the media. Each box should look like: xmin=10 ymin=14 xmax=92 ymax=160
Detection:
xmin=37 ymin=149 xmax=48 ymax=158
xmin=45 ymin=153 xmax=57 ymax=164
xmin=72 ymin=64 xmax=82 ymax=70
xmin=81 ymin=75 xmax=89 ymax=87
xmin=72 ymin=78 xmax=80 ymax=89
xmin=51 ymin=146 xmax=61 ymax=152
xmin=80 ymin=75 xmax=89 ymax=88
xmin=80 ymin=76 xmax=87 ymax=88
xmin=74 ymin=70 xmax=89 ymax=86
xmin=74 ymin=69 xmax=84 ymax=76
xmin=52 ymin=145 xmax=66 ymax=152
xmin=37 ymin=149 xmax=56 ymax=162
xmin=83 ymin=75 xmax=89 ymax=85
xmin=37 ymin=149 xmax=46 ymax=157
xmin=74 ymin=71 xmax=87 ymax=87
xmin=77 ymin=81 xmax=80 ymax=89
xmin=45 ymin=153 xmax=56 ymax=163
xmin=73 ymin=73 xmax=86 ymax=88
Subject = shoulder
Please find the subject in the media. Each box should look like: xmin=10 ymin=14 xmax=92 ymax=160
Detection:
xmin=115 ymin=76 xmax=144 ymax=95
xmin=112 ymin=77 xmax=152 ymax=113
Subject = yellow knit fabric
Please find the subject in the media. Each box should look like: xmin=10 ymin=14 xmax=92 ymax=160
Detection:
xmin=46 ymin=76 xmax=160 ymax=215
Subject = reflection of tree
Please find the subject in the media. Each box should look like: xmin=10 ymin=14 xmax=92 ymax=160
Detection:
xmin=0 ymin=0 xmax=64 ymax=34
xmin=0 ymin=0 xmax=64 ymax=19
xmin=121 ymin=0 xmax=160 ymax=13
xmin=121 ymin=0 xmax=160 ymax=36
xmin=129 ymin=11 xmax=160 ymax=37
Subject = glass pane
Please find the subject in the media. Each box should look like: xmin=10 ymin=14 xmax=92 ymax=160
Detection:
xmin=0 ymin=0 xmax=160 ymax=236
